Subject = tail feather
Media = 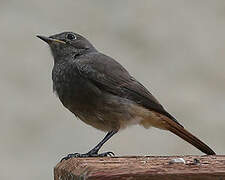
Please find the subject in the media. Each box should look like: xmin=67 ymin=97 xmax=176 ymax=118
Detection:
xmin=166 ymin=119 xmax=215 ymax=155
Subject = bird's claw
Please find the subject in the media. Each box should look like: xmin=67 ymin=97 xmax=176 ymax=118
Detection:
xmin=99 ymin=151 xmax=115 ymax=157
xmin=60 ymin=151 xmax=115 ymax=162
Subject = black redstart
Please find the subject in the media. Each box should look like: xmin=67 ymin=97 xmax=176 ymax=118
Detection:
xmin=37 ymin=32 xmax=215 ymax=160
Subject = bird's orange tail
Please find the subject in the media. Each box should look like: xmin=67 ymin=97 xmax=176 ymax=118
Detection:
xmin=165 ymin=118 xmax=215 ymax=155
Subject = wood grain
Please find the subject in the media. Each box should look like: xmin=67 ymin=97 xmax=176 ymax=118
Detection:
xmin=54 ymin=155 xmax=225 ymax=180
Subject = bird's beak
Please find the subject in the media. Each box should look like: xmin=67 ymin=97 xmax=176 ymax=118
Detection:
xmin=36 ymin=35 xmax=66 ymax=44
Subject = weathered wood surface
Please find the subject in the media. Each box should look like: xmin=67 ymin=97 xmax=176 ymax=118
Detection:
xmin=54 ymin=155 xmax=225 ymax=180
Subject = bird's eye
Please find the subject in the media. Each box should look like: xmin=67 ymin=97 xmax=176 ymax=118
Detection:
xmin=66 ymin=33 xmax=76 ymax=40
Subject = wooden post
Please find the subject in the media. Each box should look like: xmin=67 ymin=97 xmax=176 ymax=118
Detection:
xmin=54 ymin=155 xmax=225 ymax=180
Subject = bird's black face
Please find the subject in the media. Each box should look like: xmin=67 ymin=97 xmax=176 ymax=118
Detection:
xmin=37 ymin=32 xmax=95 ymax=62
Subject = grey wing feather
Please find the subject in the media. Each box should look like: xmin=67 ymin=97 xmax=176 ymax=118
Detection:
xmin=75 ymin=52 xmax=181 ymax=126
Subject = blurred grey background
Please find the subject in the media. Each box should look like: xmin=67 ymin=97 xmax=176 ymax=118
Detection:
xmin=1 ymin=0 xmax=225 ymax=179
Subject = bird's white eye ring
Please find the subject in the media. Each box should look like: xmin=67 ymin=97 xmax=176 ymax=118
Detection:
xmin=66 ymin=33 xmax=76 ymax=40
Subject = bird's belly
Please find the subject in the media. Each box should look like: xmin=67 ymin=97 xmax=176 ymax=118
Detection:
xmin=66 ymin=93 xmax=167 ymax=132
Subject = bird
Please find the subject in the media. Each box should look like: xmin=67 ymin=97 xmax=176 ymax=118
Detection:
xmin=37 ymin=32 xmax=215 ymax=161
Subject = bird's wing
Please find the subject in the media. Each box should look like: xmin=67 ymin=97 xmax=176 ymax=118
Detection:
xmin=75 ymin=52 xmax=180 ymax=124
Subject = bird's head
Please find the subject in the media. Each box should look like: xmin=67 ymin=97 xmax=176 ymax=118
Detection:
xmin=37 ymin=32 xmax=95 ymax=61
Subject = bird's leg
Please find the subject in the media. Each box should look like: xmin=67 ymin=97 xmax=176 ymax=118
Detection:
xmin=86 ymin=131 xmax=117 ymax=156
xmin=61 ymin=131 xmax=117 ymax=161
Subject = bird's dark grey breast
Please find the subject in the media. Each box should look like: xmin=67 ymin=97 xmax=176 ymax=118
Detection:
xmin=52 ymin=61 xmax=102 ymax=112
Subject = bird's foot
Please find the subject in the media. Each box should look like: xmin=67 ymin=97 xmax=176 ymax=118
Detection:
xmin=60 ymin=151 xmax=115 ymax=162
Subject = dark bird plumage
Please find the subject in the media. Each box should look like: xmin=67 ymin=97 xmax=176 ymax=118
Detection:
xmin=37 ymin=32 xmax=215 ymax=160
